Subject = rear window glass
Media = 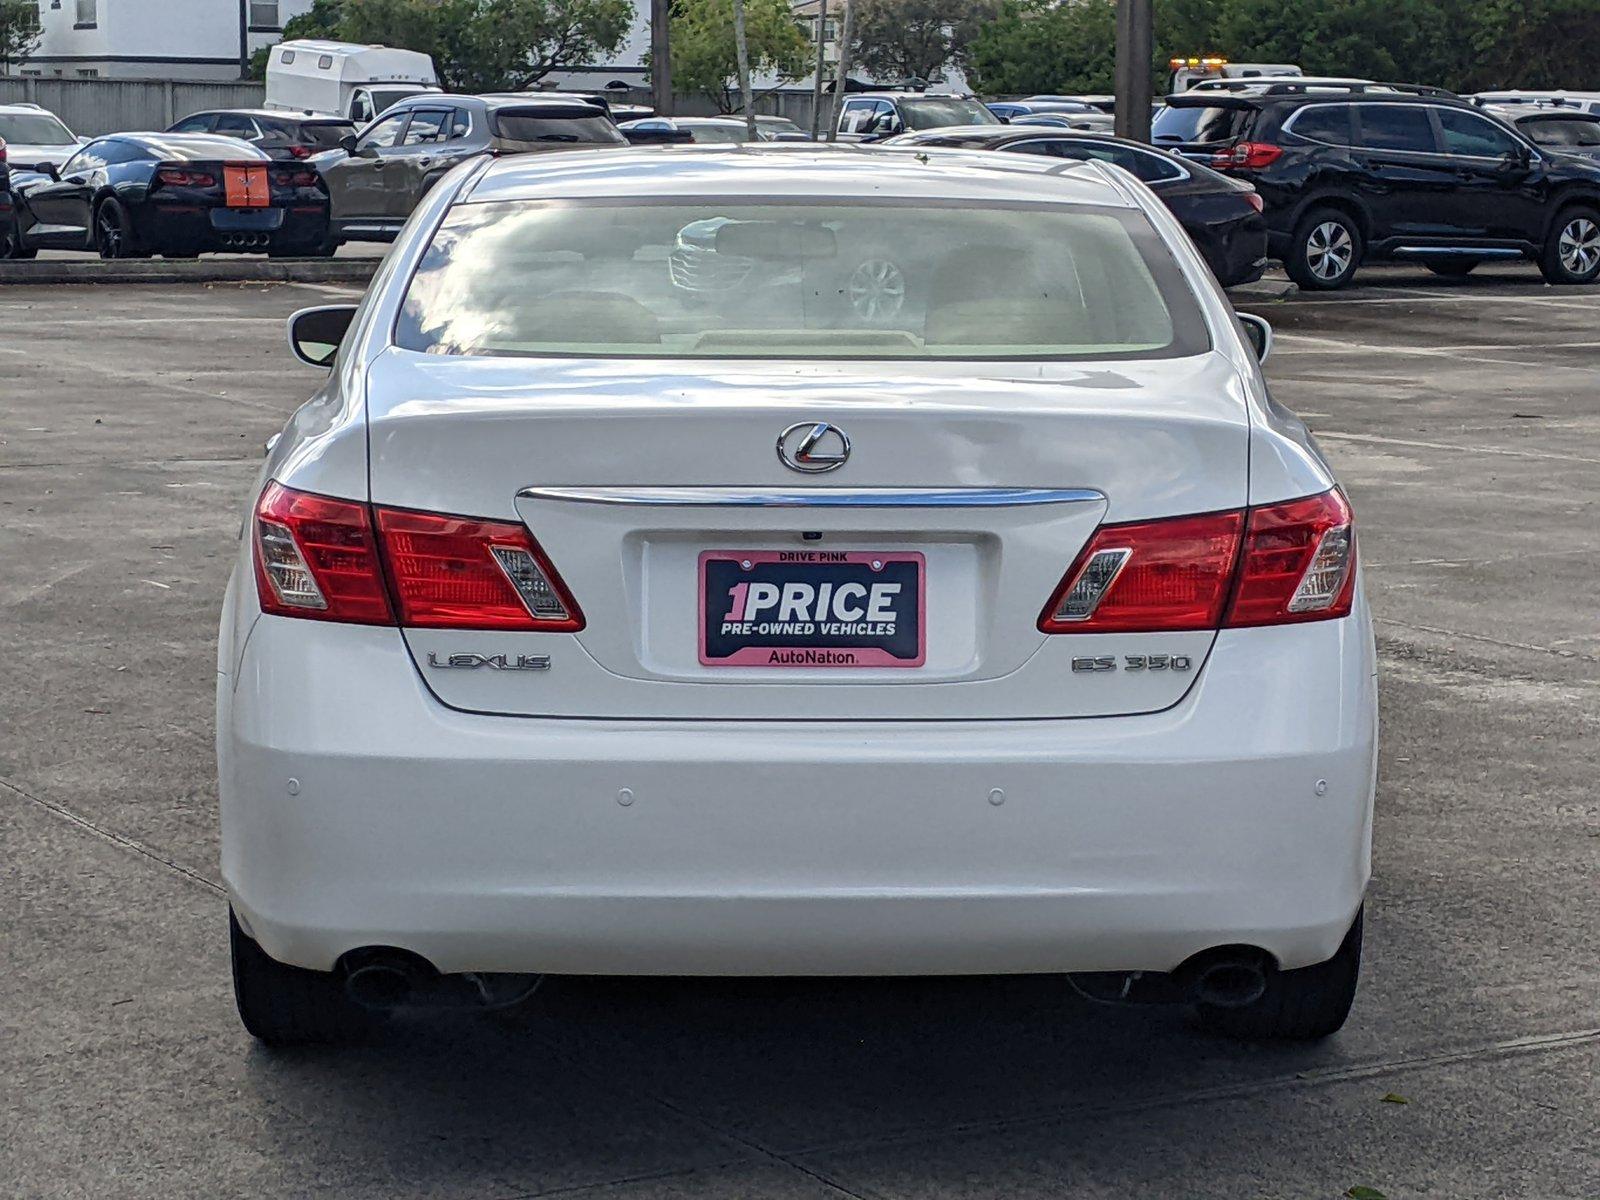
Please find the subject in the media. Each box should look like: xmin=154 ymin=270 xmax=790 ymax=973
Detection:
xmin=1355 ymin=105 xmax=1436 ymax=152
xmin=1520 ymin=116 xmax=1600 ymax=147
xmin=1287 ymin=105 xmax=1352 ymax=145
xmin=300 ymin=121 xmax=355 ymax=146
xmin=491 ymin=109 xmax=627 ymax=148
xmin=1151 ymin=104 xmax=1249 ymax=146
xmin=395 ymin=199 xmax=1209 ymax=361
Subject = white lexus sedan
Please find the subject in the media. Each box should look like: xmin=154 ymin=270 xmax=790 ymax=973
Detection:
xmin=218 ymin=146 xmax=1376 ymax=1045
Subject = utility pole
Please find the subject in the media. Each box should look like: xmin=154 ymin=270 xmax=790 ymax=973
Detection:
xmin=809 ymin=0 xmax=829 ymax=140
xmin=825 ymin=0 xmax=855 ymax=142
xmin=238 ymin=0 xmax=249 ymax=79
xmin=733 ymin=0 xmax=755 ymax=139
xmin=1113 ymin=0 xmax=1153 ymax=142
xmin=651 ymin=0 xmax=673 ymax=117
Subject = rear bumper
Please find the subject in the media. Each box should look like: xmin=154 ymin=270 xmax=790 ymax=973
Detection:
xmin=219 ymin=593 xmax=1378 ymax=977
xmin=136 ymin=203 xmax=328 ymax=252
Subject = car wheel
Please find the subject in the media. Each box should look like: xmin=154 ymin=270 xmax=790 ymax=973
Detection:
xmin=93 ymin=198 xmax=140 ymax=260
xmin=1286 ymin=208 xmax=1362 ymax=291
xmin=230 ymin=908 xmax=378 ymax=1046
xmin=1539 ymin=207 xmax=1600 ymax=285
xmin=1197 ymin=907 xmax=1363 ymax=1040
xmin=1425 ymin=259 xmax=1479 ymax=278
xmin=1 ymin=226 xmax=36 ymax=259
xmin=846 ymin=254 xmax=910 ymax=322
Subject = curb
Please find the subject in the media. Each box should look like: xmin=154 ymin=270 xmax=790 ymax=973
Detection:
xmin=1228 ymin=277 xmax=1299 ymax=303
xmin=0 ymin=258 xmax=381 ymax=286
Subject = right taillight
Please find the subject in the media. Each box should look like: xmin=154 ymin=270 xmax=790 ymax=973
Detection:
xmin=252 ymin=484 xmax=583 ymax=630
xmin=1212 ymin=141 xmax=1283 ymax=170
xmin=1039 ymin=488 xmax=1356 ymax=633
xmin=1224 ymin=488 xmax=1356 ymax=626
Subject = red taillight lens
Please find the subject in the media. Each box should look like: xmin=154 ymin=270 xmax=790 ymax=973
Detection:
xmin=289 ymin=144 xmax=312 ymax=159
xmin=1039 ymin=510 xmax=1244 ymax=633
xmin=374 ymin=507 xmax=584 ymax=631
xmin=253 ymin=483 xmax=393 ymax=624
xmin=270 ymin=167 xmax=319 ymax=187
xmin=0 ymin=139 xmax=8 ymax=164
xmin=1039 ymin=489 xmax=1356 ymax=633
xmin=157 ymin=167 xmax=217 ymax=188
xmin=1212 ymin=142 xmax=1283 ymax=170
xmin=1225 ymin=489 xmax=1356 ymax=627
xmin=253 ymin=486 xmax=584 ymax=630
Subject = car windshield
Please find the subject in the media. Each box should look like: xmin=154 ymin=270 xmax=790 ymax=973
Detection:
xmin=685 ymin=123 xmax=751 ymax=143
xmin=1522 ymin=117 xmax=1600 ymax=147
xmin=0 ymin=113 xmax=76 ymax=145
xmin=369 ymin=88 xmax=425 ymax=118
xmin=899 ymin=98 xmax=1000 ymax=129
xmin=1151 ymin=104 xmax=1249 ymax=145
xmin=395 ymin=198 xmax=1208 ymax=361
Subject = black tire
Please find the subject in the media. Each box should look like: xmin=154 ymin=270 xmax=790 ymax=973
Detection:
xmin=1538 ymin=206 xmax=1600 ymax=285
xmin=1198 ymin=907 xmax=1363 ymax=1040
xmin=1285 ymin=207 xmax=1362 ymax=291
xmin=1 ymin=220 xmax=36 ymax=259
xmin=1425 ymin=259 xmax=1479 ymax=278
xmin=230 ymin=908 xmax=377 ymax=1046
xmin=93 ymin=197 xmax=140 ymax=260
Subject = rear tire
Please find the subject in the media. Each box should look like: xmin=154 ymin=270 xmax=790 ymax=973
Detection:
xmin=1285 ymin=207 xmax=1362 ymax=290
xmin=1 ymin=221 xmax=35 ymax=259
xmin=93 ymin=197 xmax=140 ymax=260
xmin=230 ymin=908 xmax=377 ymax=1046
xmin=1539 ymin=207 xmax=1600 ymax=285
xmin=1197 ymin=907 xmax=1363 ymax=1040
xmin=1425 ymin=259 xmax=1478 ymax=278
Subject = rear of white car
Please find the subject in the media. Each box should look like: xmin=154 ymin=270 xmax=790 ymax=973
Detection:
xmin=218 ymin=147 xmax=1376 ymax=1044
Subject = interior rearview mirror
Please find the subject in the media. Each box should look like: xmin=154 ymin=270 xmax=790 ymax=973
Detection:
xmin=1237 ymin=312 xmax=1272 ymax=364
xmin=288 ymin=304 xmax=358 ymax=369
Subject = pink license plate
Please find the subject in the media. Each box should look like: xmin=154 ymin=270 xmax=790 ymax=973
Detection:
xmin=699 ymin=550 xmax=926 ymax=668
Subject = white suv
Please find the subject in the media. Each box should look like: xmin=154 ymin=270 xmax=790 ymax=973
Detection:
xmin=218 ymin=146 xmax=1377 ymax=1045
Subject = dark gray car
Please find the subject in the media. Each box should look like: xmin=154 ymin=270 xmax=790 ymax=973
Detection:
xmin=317 ymin=93 xmax=627 ymax=245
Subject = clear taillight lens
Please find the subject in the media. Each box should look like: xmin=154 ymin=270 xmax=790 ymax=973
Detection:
xmin=374 ymin=507 xmax=584 ymax=631
xmin=1225 ymin=489 xmax=1356 ymax=626
xmin=253 ymin=482 xmax=393 ymax=624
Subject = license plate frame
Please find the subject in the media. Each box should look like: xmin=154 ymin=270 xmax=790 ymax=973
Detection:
xmin=698 ymin=550 xmax=926 ymax=668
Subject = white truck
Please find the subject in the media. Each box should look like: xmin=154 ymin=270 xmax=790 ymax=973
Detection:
xmin=264 ymin=40 xmax=441 ymax=125
xmin=1168 ymin=58 xmax=1303 ymax=92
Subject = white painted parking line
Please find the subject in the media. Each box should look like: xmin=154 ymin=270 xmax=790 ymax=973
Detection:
xmin=1286 ymin=291 xmax=1600 ymax=309
xmin=1317 ymin=430 xmax=1600 ymax=466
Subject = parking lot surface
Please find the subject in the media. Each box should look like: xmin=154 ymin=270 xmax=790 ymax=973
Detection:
xmin=2 ymin=264 xmax=1597 ymax=1198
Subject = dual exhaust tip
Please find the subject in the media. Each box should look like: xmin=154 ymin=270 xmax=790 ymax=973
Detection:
xmin=338 ymin=947 xmax=541 ymax=1011
xmin=1069 ymin=945 xmax=1275 ymax=1009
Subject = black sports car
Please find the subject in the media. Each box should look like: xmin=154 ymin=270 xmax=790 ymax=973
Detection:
xmin=0 ymin=138 xmax=20 ymax=259
xmin=13 ymin=132 xmax=331 ymax=259
xmin=884 ymin=126 xmax=1268 ymax=287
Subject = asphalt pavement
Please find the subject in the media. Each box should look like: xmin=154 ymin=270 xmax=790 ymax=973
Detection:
xmin=1 ymin=263 xmax=1596 ymax=1198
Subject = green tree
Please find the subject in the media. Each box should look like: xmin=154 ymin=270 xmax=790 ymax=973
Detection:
xmin=965 ymin=0 xmax=1117 ymax=96
xmin=670 ymin=0 xmax=811 ymax=111
xmin=848 ymin=0 xmax=998 ymax=86
xmin=251 ymin=0 xmax=632 ymax=91
xmin=0 ymin=0 xmax=44 ymax=75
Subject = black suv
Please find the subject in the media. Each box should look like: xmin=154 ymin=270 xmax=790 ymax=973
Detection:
xmin=1152 ymin=83 xmax=1600 ymax=288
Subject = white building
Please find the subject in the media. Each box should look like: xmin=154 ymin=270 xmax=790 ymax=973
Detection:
xmin=13 ymin=0 xmax=316 ymax=80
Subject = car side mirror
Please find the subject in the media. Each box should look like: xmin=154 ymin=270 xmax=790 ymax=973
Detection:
xmin=38 ymin=162 xmax=60 ymax=181
xmin=1237 ymin=312 xmax=1272 ymax=363
xmin=288 ymin=304 xmax=358 ymax=368
xmin=339 ymin=133 xmax=359 ymax=155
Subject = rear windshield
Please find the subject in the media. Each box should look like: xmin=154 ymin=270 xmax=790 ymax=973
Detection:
xmin=395 ymin=199 xmax=1209 ymax=361
xmin=0 ymin=113 xmax=76 ymax=145
xmin=1521 ymin=117 xmax=1600 ymax=147
xmin=299 ymin=121 xmax=356 ymax=146
xmin=1152 ymin=104 xmax=1250 ymax=146
xmin=491 ymin=109 xmax=627 ymax=148
xmin=899 ymin=98 xmax=1000 ymax=129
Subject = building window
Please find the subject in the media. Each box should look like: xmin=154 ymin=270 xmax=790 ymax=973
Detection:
xmin=77 ymin=68 xmax=99 ymax=77
xmin=74 ymin=0 xmax=96 ymax=27
xmin=249 ymin=0 xmax=279 ymax=28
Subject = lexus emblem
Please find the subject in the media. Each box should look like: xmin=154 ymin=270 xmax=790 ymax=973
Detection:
xmin=777 ymin=421 xmax=851 ymax=473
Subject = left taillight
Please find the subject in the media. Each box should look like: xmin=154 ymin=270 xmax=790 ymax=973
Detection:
xmin=253 ymin=482 xmax=393 ymax=624
xmin=252 ymin=484 xmax=583 ymax=631
xmin=1212 ymin=142 xmax=1283 ymax=171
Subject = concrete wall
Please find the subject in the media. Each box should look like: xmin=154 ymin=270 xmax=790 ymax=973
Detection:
xmin=0 ymin=77 xmax=267 ymax=136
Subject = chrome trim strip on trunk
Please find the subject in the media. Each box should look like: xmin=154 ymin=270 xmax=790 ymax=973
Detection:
xmin=516 ymin=486 xmax=1105 ymax=508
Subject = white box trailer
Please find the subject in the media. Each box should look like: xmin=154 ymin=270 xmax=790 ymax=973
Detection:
xmin=265 ymin=40 xmax=441 ymax=124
